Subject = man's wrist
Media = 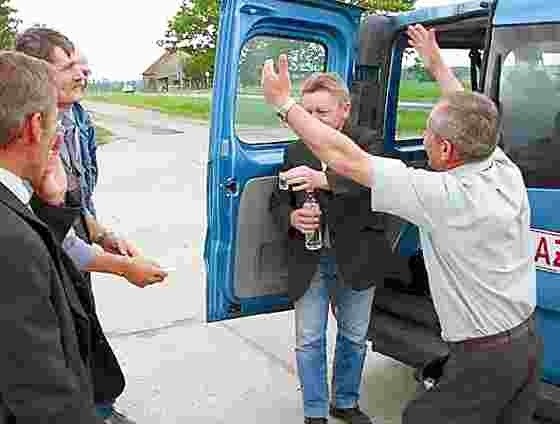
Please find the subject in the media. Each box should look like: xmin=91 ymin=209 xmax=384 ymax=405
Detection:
xmin=276 ymin=97 xmax=296 ymax=122
xmin=115 ymin=254 xmax=133 ymax=277
xmin=92 ymin=230 xmax=112 ymax=245
xmin=427 ymin=54 xmax=447 ymax=78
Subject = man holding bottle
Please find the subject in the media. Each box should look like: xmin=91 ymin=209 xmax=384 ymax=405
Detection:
xmin=269 ymin=73 xmax=403 ymax=424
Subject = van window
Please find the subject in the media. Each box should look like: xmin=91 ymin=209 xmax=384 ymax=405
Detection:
xmin=396 ymin=48 xmax=477 ymax=141
xmin=235 ymin=36 xmax=326 ymax=144
xmin=493 ymin=25 xmax=560 ymax=188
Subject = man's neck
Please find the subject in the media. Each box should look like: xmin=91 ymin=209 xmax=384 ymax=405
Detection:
xmin=58 ymin=103 xmax=73 ymax=113
xmin=444 ymin=158 xmax=465 ymax=171
xmin=0 ymin=156 xmax=27 ymax=181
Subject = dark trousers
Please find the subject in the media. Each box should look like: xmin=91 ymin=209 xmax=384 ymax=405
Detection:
xmin=403 ymin=314 xmax=542 ymax=424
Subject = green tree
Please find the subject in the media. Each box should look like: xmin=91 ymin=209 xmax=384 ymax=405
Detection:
xmin=158 ymin=0 xmax=218 ymax=54
xmin=0 ymin=0 xmax=20 ymax=49
xmin=180 ymin=49 xmax=215 ymax=88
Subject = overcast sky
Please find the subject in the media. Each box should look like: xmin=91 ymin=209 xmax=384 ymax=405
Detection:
xmin=11 ymin=0 xmax=463 ymax=81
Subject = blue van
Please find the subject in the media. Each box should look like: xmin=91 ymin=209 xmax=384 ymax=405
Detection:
xmin=204 ymin=0 xmax=560 ymax=421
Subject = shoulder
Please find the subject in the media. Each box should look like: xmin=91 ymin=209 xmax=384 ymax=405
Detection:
xmin=72 ymin=102 xmax=92 ymax=127
xmin=0 ymin=204 xmax=51 ymax=271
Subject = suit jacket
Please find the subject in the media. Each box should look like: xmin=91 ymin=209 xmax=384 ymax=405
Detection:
xmin=0 ymin=183 xmax=117 ymax=423
xmin=269 ymin=129 xmax=410 ymax=303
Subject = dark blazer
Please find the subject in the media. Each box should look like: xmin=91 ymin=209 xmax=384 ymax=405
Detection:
xmin=0 ymin=183 xmax=116 ymax=423
xmin=269 ymin=128 xmax=409 ymax=303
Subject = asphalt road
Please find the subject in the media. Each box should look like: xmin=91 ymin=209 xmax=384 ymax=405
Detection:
xmin=85 ymin=101 xmax=418 ymax=424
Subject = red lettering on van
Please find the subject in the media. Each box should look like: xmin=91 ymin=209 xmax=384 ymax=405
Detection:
xmin=535 ymin=236 xmax=551 ymax=266
xmin=531 ymin=229 xmax=560 ymax=274
xmin=555 ymin=239 xmax=560 ymax=268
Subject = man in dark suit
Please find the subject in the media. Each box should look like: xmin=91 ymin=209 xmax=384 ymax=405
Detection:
xmin=270 ymin=73 xmax=403 ymax=424
xmin=0 ymin=50 xmax=104 ymax=423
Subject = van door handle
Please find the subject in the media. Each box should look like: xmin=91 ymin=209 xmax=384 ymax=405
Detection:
xmin=223 ymin=178 xmax=238 ymax=195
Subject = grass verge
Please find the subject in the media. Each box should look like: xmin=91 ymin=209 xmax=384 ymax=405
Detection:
xmin=87 ymin=90 xmax=431 ymax=138
xmin=88 ymin=93 xmax=210 ymax=120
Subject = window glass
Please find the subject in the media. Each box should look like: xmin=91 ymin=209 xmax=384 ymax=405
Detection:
xmin=235 ymin=36 xmax=326 ymax=144
xmin=494 ymin=25 xmax=560 ymax=188
xmin=396 ymin=48 xmax=476 ymax=140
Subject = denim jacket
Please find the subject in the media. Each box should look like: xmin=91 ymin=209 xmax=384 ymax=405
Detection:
xmin=71 ymin=102 xmax=98 ymax=217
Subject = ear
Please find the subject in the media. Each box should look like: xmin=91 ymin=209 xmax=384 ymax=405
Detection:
xmin=342 ymin=101 xmax=351 ymax=120
xmin=441 ymin=138 xmax=454 ymax=157
xmin=23 ymin=113 xmax=43 ymax=147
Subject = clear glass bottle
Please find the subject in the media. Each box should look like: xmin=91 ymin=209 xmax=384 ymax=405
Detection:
xmin=303 ymin=191 xmax=322 ymax=251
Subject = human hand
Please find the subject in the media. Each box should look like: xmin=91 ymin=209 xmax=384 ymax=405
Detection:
xmin=290 ymin=207 xmax=321 ymax=234
xmin=261 ymin=54 xmax=292 ymax=108
xmin=281 ymin=166 xmax=329 ymax=192
xmin=100 ymin=233 xmax=142 ymax=257
xmin=36 ymin=136 xmax=67 ymax=206
xmin=407 ymin=24 xmax=442 ymax=73
xmin=122 ymin=256 xmax=168 ymax=288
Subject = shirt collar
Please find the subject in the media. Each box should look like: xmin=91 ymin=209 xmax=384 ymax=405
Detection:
xmin=0 ymin=167 xmax=32 ymax=205
xmin=447 ymin=148 xmax=497 ymax=177
xmin=59 ymin=108 xmax=76 ymax=127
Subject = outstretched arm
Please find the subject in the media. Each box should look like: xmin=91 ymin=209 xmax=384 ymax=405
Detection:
xmin=407 ymin=24 xmax=464 ymax=95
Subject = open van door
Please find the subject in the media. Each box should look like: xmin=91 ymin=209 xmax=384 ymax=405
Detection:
xmin=204 ymin=0 xmax=363 ymax=322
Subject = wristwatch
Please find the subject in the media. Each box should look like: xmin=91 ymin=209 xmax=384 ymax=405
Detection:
xmin=276 ymin=97 xmax=296 ymax=122
xmin=93 ymin=230 xmax=112 ymax=245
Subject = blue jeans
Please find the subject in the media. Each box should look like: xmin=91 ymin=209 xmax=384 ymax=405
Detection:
xmin=96 ymin=401 xmax=115 ymax=419
xmin=294 ymin=252 xmax=375 ymax=418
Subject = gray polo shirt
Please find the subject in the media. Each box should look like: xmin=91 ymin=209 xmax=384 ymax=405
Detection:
xmin=370 ymin=147 xmax=536 ymax=342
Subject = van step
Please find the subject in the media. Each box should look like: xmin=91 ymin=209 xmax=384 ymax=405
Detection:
xmin=373 ymin=286 xmax=440 ymax=331
xmin=369 ymin=309 xmax=449 ymax=369
xmin=371 ymin=312 xmax=560 ymax=423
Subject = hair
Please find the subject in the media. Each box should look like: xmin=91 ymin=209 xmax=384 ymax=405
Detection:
xmin=429 ymin=91 xmax=499 ymax=162
xmin=300 ymin=72 xmax=355 ymax=138
xmin=0 ymin=51 xmax=56 ymax=146
xmin=15 ymin=27 xmax=74 ymax=63
xmin=301 ymin=72 xmax=350 ymax=105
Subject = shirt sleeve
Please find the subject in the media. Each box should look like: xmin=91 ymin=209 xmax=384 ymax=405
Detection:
xmin=369 ymin=156 xmax=453 ymax=231
xmin=62 ymin=230 xmax=96 ymax=270
xmin=82 ymin=202 xmax=96 ymax=219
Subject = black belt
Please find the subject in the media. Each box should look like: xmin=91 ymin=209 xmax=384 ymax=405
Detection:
xmin=451 ymin=313 xmax=535 ymax=352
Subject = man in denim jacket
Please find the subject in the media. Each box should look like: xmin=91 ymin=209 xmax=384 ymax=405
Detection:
xmin=72 ymin=100 xmax=98 ymax=217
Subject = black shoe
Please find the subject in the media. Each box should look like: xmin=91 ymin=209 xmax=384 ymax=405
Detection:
xmin=304 ymin=417 xmax=328 ymax=424
xmin=330 ymin=405 xmax=372 ymax=424
xmin=104 ymin=408 xmax=136 ymax=424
